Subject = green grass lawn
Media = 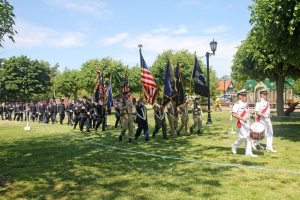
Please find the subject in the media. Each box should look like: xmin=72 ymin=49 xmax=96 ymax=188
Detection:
xmin=0 ymin=111 xmax=300 ymax=200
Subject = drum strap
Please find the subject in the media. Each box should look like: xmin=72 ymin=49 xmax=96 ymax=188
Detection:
xmin=236 ymin=104 xmax=248 ymax=128
xmin=256 ymin=102 xmax=269 ymax=122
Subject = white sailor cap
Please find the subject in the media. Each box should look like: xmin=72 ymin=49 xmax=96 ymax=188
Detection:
xmin=236 ymin=89 xmax=247 ymax=96
xmin=259 ymin=89 xmax=268 ymax=94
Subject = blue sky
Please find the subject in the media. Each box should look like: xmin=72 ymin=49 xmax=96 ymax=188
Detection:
xmin=2 ymin=0 xmax=252 ymax=77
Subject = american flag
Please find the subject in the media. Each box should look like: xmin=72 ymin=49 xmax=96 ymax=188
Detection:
xmin=139 ymin=48 xmax=158 ymax=104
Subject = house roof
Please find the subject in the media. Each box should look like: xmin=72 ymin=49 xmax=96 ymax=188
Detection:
xmin=218 ymin=80 xmax=232 ymax=91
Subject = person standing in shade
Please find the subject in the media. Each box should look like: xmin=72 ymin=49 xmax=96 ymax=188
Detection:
xmin=190 ymin=97 xmax=203 ymax=134
xmin=152 ymin=98 xmax=167 ymax=139
xmin=134 ymin=98 xmax=149 ymax=142
xmin=231 ymin=89 xmax=257 ymax=157
xmin=255 ymin=89 xmax=277 ymax=153
xmin=57 ymin=99 xmax=66 ymax=125
xmin=118 ymin=93 xmax=134 ymax=143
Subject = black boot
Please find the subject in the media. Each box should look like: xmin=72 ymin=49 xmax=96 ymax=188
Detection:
xmin=118 ymin=135 xmax=122 ymax=142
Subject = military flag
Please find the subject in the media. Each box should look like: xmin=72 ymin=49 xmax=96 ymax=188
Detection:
xmin=105 ymin=76 xmax=114 ymax=107
xmin=192 ymin=55 xmax=209 ymax=97
xmin=122 ymin=74 xmax=130 ymax=97
xmin=139 ymin=46 xmax=158 ymax=104
xmin=163 ymin=59 xmax=176 ymax=106
xmin=175 ymin=63 xmax=185 ymax=106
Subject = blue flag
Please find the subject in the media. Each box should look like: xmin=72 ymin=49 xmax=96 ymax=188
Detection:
xmin=163 ymin=59 xmax=175 ymax=105
xmin=106 ymin=80 xmax=114 ymax=107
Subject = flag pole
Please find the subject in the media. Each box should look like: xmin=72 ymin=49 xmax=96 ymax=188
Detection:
xmin=138 ymin=44 xmax=143 ymax=100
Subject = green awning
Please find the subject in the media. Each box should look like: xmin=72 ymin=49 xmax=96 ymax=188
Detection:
xmin=244 ymin=80 xmax=258 ymax=90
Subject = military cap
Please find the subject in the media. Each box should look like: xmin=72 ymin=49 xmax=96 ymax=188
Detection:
xmin=259 ymin=89 xmax=268 ymax=94
xmin=236 ymin=89 xmax=247 ymax=96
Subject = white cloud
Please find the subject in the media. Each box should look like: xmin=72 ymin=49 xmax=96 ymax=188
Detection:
xmin=102 ymin=32 xmax=129 ymax=45
xmin=172 ymin=26 xmax=188 ymax=35
xmin=111 ymin=31 xmax=240 ymax=77
xmin=152 ymin=27 xmax=169 ymax=33
xmin=45 ymin=0 xmax=113 ymax=18
xmin=203 ymin=25 xmax=231 ymax=34
xmin=10 ymin=21 xmax=85 ymax=48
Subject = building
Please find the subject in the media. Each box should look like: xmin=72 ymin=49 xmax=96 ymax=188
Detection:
xmin=218 ymin=79 xmax=234 ymax=97
xmin=244 ymin=78 xmax=294 ymax=106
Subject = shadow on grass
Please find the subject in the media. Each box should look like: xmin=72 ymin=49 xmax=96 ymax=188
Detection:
xmin=273 ymin=124 xmax=300 ymax=142
xmin=0 ymin=130 xmax=235 ymax=199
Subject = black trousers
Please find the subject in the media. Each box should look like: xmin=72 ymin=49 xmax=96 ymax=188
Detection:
xmin=59 ymin=113 xmax=65 ymax=124
xmin=135 ymin=123 xmax=149 ymax=140
xmin=79 ymin=116 xmax=90 ymax=132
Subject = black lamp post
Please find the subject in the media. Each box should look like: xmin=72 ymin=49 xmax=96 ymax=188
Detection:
xmin=206 ymin=39 xmax=217 ymax=125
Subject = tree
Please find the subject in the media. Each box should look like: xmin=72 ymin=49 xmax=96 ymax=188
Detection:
xmin=151 ymin=49 xmax=219 ymax=98
xmin=0 ymin=0 xmax=17 ymax=47
xmin=80 ymin=57 xmax=127 ymax=98
xmin=232 ymin=0 xmax=300 ymax=116
xmin=0 ymin=56 xmax=52 ymax=101
xmin=127 ymin=65 xmax=142 ymax=96
xmin=52 ymin=69 xmax=82 ymax=100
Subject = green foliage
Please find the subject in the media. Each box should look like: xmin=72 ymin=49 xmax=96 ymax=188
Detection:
xmin=151 ymin=49 xmax=219 ymax=98
xmin=294 ymin=78 xmax=300 ymax=94
xmin=80 ymin=57 xmax=127 ymax=97
xmin=0 ymin=56 xmax=52 ymax=101
xmin=250 ymin=0 xmax=300 ymax=67
xmin=52 ymin=69 xmax=83 ymax=100
xmin=0 ymin=0 xmax=17 ymax=47
xmin=128 ymin=65 xmax=142 ymax=97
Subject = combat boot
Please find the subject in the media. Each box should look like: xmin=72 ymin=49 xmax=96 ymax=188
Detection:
xmin=118 ymin=135 xmax=123 ymax=142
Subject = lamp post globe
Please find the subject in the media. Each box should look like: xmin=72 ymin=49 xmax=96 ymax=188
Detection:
xmin=206 ymin=39 xmax=217 ymax=125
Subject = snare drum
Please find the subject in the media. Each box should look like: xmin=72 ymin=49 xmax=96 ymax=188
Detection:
xmin=250 ymin=122 xmax=265 ymax=140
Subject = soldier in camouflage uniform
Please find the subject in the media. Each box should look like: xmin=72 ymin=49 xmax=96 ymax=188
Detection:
xmin=176 ymin=101 xmax=190 ymax=136
xmin=189 ymin=97 xmax=203 ymax=134
xmin=152 ymin=98 xmax=167 ymax=139
xmin=118 ymin=93 xmax=134 ymax=143
xmin=166 ymin=100 xmax=176 ymax=137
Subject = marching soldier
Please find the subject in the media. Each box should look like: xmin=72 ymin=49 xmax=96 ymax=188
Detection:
xmin=190 ymin=97 xmax=203 ymax=134
xmin=57 ymin=99 xmax=66 ymax=125
xmin=73 ymin=100 xmax=81 ymax=129
xmin=255 ymin=89 xmax=277 ymax=152
xmin=231 ymin=89 xmax=257 ymax=157
xmin=176 ymin=101 xmax=190 ymax=136
xmin=118 ymin=93 xmax=135 ymax=143
xmin=166 ymin=100 xmax=176 ymax=137
xmin=18 ymin=102 xmax=24 ymax=121
xmin=114 ymin=99 xmax=122 ymax=128
xmin=152 ymin=98 xmax=167 ymax=139
xmin=94 ymin=99 xmax=106 ymax=132
xmin=66 ymin=100 xmax=74 ymax=125
xmin=134 ymin=98 xmax=149 ymax=142
xmin=79 ymin=97 xmax=91 ymax=132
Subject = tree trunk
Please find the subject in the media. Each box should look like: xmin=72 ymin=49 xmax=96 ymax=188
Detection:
xmin=276 ymin=74 xmax=285 ymax=116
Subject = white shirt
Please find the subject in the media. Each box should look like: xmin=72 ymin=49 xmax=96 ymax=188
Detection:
xmin=255 ymin=98 xmax=270 ymax=118
xmin=232 ymin=100 xmax=249 ymax=122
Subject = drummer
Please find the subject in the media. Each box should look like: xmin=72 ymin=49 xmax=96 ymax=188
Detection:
xmin=231 ymin=89 xmax=258 ymax=157
xmin=255 ymin=89 xmax=277 ymax=152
